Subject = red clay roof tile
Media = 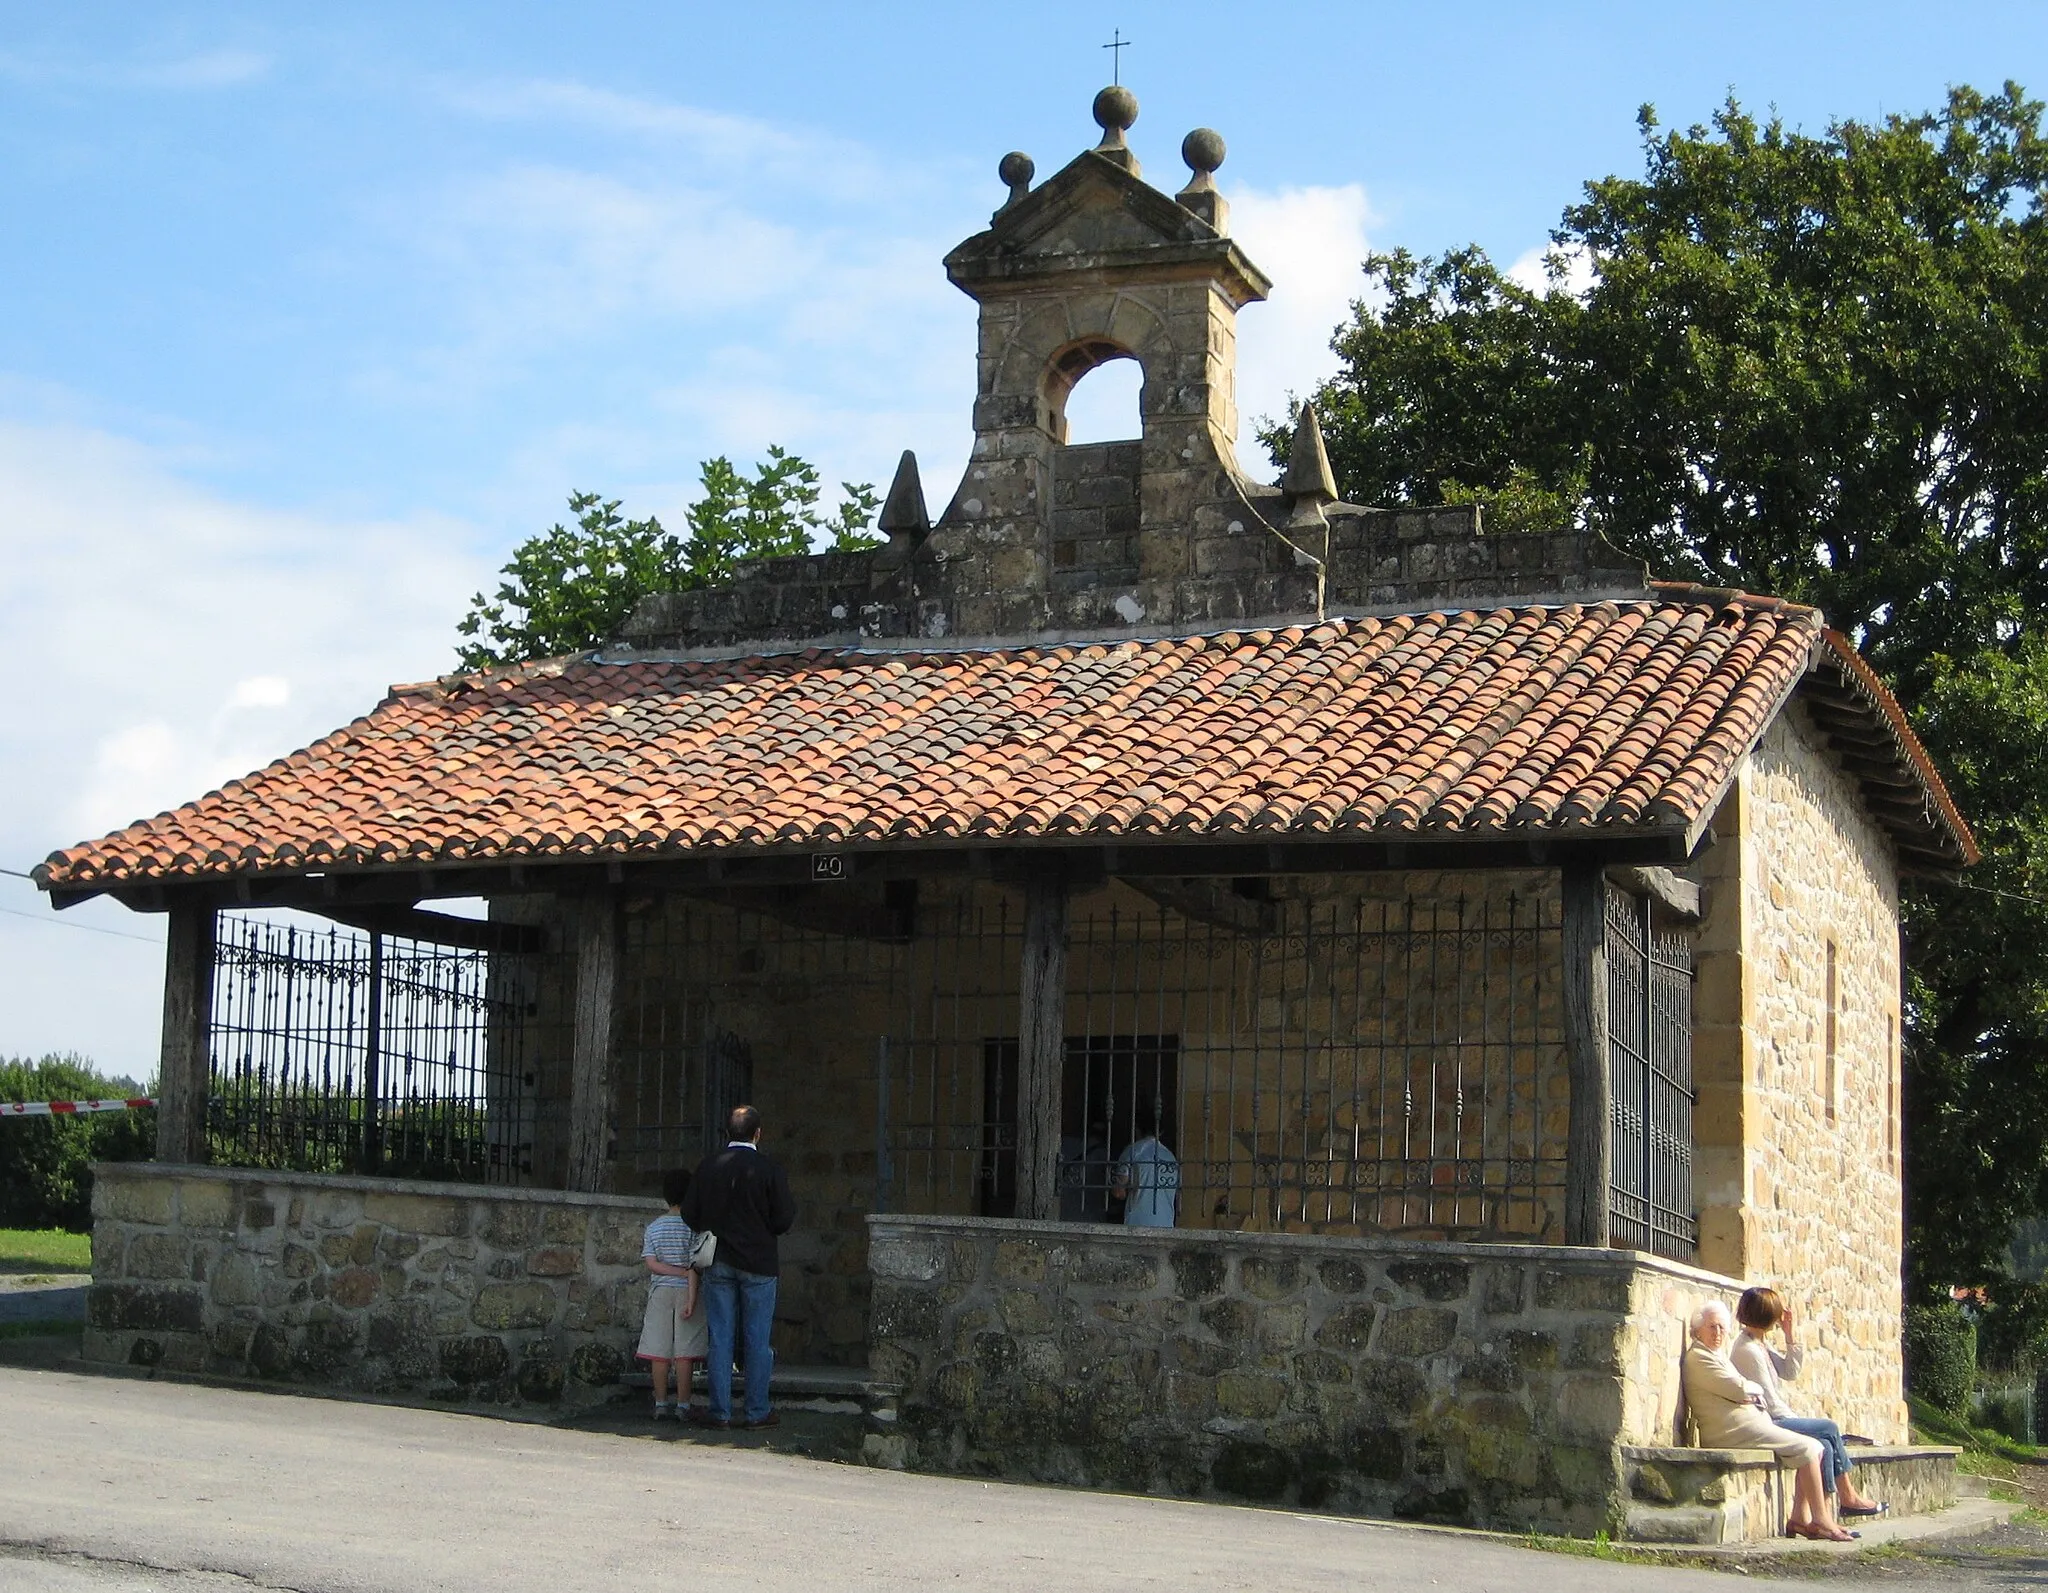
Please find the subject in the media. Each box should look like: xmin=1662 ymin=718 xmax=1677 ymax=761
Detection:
xmin=37 ymin=597 xmax=1972 ymax=889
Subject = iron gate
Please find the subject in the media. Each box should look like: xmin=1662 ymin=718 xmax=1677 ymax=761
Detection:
xmin=208 ymin=912 xmax=537 ymax=1181
xmin=875 ymin=884 xmax=1572 ymax=1240
xmin=1605 ymin=883 xmax=1697 ymax=1260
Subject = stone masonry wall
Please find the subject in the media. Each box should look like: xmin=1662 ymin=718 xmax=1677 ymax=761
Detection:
xmin=867 ymin=1214 xmax=1738 ymax=1534
xmin=521 ymin=870 xmax=1573 ymax=1370
xmin=87 ymin=1163 xmax=659 ymax=1407
xmin=1692 ymin=705 xmax=1906 ymax=1442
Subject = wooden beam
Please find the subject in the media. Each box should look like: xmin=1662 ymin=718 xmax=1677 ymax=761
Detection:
xmin=1123 ymin=877 xmax=1278 ymax=936
xmin=62 ymin=831 xmax=1698 ymax=914
xmin=1015 ymin=871 xmax=1069 ymax=1223
xmin=316 ymin=903 xmax=550 ymax=954
xmin=155 ymin=899 xmax=216 ymax=1166
xmin=565 ymin=894 xmax=622 ymax=1193
xmin=1562 ymin=862 xmax=1612 ymax=1247
xmin=1606 ymin=865 xmax=1703 ymax=923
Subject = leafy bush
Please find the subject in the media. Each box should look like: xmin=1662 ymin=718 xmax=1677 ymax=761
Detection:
xmin=1974 ymin=1280 xmax=2048 ymax=1375
xmin=1905 ymin=1302 xmax=1979 ymax=1417
xmin=0 ymin=1055 xmax=155 ymax=1230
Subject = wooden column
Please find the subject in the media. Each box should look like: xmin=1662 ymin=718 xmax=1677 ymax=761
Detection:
xmin=566 ymin=895 xmax=622 ymax=1193
xmin=155 ymin=897 xmax=216 ymax=1166
xmin=1562 ymin=861 xmax=1612 ymax=1247
xmin=1015 ymin=872 xmax=1069 ymax=1222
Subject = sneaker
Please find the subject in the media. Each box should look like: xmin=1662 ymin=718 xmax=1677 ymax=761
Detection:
xmin=651 ymin=1401 xmax=675 ymax=1421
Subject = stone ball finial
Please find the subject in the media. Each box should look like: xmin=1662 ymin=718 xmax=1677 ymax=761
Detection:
xmin=1182 ymin=128 xmax=1225 ymax=176
xmin=1093 ymin=84 xmax=1138 ymax=135
xmin=998 ymin=151 xmax=1036 ymax=191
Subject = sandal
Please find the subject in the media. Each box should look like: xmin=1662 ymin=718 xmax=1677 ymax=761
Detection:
xmin=1787 ymin=1522 xmax=1859 ymax=1542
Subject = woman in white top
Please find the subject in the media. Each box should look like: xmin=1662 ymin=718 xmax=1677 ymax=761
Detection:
xmin=1731 ymin=1287 xmax=1885 ymax=1518
xmin=1682 ymin=1302 xmax=1850 ymax=1540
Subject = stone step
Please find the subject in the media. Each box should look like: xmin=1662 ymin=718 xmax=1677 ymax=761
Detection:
xmin=1620 ymin=1443 xmax=1961 ymax=1545
xmin=620 ymin=1362 xmax=897 ymax=1417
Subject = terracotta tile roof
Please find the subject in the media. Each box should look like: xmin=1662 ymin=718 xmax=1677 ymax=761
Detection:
xmin=36 ymin=597 xmax=1970 ymax=890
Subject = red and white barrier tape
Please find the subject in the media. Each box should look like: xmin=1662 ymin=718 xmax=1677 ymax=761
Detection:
xmin=0 ymin=1097 xmax=155 ymax=1117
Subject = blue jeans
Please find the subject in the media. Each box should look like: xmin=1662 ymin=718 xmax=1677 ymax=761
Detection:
xmin=1778 ymin=1415 xmax=1853 ymax=1494
xmin=702 ymin=1260 xmax=777 ymax=1424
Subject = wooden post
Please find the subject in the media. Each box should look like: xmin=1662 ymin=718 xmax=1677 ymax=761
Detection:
xmin=1563 ymin=861 xmax=1612 ymax=1247
xmin=1015 ymin=871 xmax=1069 ymax=1222
xmin=566 ymin=896 xmax=621 ymax=1193
xmin=155 ymin=897 xmax=216 ymax=1166
xmin=361 ymin=931 xmax=384 ymax=1173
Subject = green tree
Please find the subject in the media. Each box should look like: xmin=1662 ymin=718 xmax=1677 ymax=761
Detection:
xmin=1285 ymin=83 xmax=2048 ymax=1296
xmin=0 ymin=1055 xmax=155 ymax=1231
xmin=457 ymin=446 xmax=879 ymax=670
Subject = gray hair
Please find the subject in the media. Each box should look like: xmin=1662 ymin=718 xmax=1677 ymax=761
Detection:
xmin=1689 ymin=1300 xmax=1731 ymax=1340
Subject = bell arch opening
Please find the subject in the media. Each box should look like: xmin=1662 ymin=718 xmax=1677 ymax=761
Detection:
xmin=1044 ymin=338 xmax=1143 ymax=445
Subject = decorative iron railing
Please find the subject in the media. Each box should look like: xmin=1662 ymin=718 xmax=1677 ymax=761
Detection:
xmin=876 ymin=885 xmax=1573 ymax=1242
xmin=1605 ymin=882 xmax=1698 ymax=1260
xmin=207 ymin=912 xmax=537 ymax=1182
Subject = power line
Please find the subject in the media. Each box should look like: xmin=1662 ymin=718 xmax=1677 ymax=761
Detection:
xmin=1945 ymin=879 xmax=2048 ymax=910
xmin=0 ymin=904 xmax=162 ymax=945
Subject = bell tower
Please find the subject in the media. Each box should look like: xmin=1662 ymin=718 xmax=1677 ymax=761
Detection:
xmin=927 ymin=87 xmax=1288 ymax=634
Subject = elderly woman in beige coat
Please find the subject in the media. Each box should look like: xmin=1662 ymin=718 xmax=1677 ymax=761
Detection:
xmin=1683 ymin=1300 xmax=1852 ymax=1541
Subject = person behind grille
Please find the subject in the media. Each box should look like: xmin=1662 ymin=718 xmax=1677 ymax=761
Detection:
xmin=1110 ymin=1104 xmax=1179 ymax=1228
xmin=1684 ymin=1301 xmax=1852 ymax=1541
xmin=1731 ymin=1286 xmax=1887 ymax=1518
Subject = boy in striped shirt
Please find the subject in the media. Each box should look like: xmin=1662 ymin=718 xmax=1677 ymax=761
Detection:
xmin=638 ymin=1167 xmax=707 ymax=1420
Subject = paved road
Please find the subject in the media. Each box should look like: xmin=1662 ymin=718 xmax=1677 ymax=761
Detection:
xmin=0 ymin=1366 xmax=1776 ymax=1593
xmin=0 ymin=1276 xmax=89 ymax=1324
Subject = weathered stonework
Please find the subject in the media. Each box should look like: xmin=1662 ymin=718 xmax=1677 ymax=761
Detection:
xmin=1620 ymin=1444 xmax=1954 ymax=1545
xmin=867 ymin=1213 xmax=1749 ymax=1533
xmin=87 ymin=1163 xmax=659 ymax=1405
xmin=1693 ymin=704 xmax=1908 ymax=1441
xmin=616 ymin=107 xmax=1645 ymax=655
xmin=519 ymin=870 xmax=1574 ymax=1370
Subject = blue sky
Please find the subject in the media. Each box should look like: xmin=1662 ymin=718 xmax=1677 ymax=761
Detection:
xmin=3 ymin=1 xmax=2043 ymax=1075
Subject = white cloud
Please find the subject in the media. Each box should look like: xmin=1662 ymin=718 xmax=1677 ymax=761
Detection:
xmin=131 ymin=50 xmax=271 ymax=90
xmin=360 ymin=81 xmax=981 ymax=524
xmin=0 ymin=422 xmax=487 ymax=851
xmin=0 ymin=47 xmax=271 ymax=91
xmin=1507 ymin=239 xmax=1596 ymax=298
xmin=1226 ymin=183 xmax=1374 ymax=478
xmin=0 ymin=421 xmax=492 ymax=1066
xmin=227 ymin=675 xmax=291 ymax=711
xmin=437 ymin=77 xmax=887 ymax=193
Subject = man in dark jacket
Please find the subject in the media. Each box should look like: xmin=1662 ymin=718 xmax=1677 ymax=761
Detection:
xmin=681 ymin=1103 xmax=796 ymax=1428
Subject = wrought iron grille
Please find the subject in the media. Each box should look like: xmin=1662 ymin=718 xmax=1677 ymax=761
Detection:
xmin=1605 ymin=883 xmax=1698 ymax=1259
xmin=208 ymin=912 xmax=538 ymax=1182
xmin=878 ymin=883 xmax=1569 ymax=1241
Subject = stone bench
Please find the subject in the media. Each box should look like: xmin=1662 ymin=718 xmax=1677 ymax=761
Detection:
xmin=1621 ymin=1442 xmax=1960 ymax=1544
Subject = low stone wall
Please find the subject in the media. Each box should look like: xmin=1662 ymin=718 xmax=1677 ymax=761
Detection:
xmin=1621 ymin=1444 xmax=1957 ymax=1544
xmin=867 ymin=1214 xmax=1744 ymax=1534
xmin=88 ymin=1163 xmax=660 ymax=1407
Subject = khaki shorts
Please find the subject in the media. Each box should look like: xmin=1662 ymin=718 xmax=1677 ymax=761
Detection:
xmin=637 ymin=1284 xmax=709 ymax=1362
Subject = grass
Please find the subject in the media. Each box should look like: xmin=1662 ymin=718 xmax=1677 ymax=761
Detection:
xmin=1517 ymin=1530 xmax=1706 ymax=1569
xmin=0 ymin=1228 xmax=90 ymax=1274
xmin=1910 ymin=1394 xmax=2043 ymax=1484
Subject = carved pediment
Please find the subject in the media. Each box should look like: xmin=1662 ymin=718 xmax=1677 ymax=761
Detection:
xmin=946 ymin=149 xmax=1269 ymax=302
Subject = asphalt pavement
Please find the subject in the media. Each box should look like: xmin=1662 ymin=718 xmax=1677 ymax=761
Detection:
xmin=0 ymin=1364 xmax=1796 ymax=1593
xmin=0 ymin=1275 xmax=89 ymax=1324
